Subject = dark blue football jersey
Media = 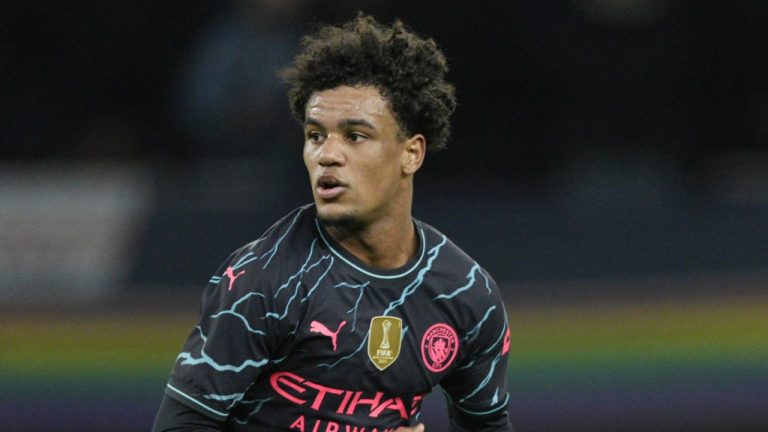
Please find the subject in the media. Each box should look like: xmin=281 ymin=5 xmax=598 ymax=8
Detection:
xmin=165 ymin=204 xmax=512 ymax=431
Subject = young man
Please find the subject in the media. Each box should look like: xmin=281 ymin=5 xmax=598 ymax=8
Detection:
xmin=152 ymin=15 xmax=513 ymax=432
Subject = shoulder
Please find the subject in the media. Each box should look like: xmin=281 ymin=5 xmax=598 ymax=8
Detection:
xmin=211 ymin=204 xmax=318 ymax=293
xmin=193 ymin=205 xmax=320 ymax=348
xmin=417 ymin=219 xmax=506 ymax=335
xmin=233 ymin=204 xmax=316 ymax=264
xmin=416 ymin=219 xmax=499 ymax=291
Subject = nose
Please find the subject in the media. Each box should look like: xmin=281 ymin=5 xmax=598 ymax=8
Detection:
xmin=317 ymin=134 xmax=345 ymax=167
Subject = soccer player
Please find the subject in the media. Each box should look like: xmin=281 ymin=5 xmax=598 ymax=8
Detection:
xmin=152 ymin=14 xmax=513 ymax=432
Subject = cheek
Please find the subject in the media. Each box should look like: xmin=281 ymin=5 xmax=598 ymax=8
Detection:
xmin=364 ymin=154 xmax=401 ymax=189
xmin=302 ymin=145 xmax=313 ymax=168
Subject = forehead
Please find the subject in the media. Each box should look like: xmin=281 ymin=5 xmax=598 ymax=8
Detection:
xmin=305 ymin=85 xmax=396 ymax=126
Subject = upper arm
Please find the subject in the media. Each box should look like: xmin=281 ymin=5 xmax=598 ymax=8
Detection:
xmin=440 ymin=288 xmax=513 ymax=431
xmin=164 ymin=248 xmax=288 ymax=421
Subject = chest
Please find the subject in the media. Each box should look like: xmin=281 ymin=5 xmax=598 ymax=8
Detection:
xmin=275 ymin=274 xmax=464 ymax=398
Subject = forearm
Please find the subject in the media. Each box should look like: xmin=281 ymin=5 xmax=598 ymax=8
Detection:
xmin=151 ymin=394 xmax=224 ymax=432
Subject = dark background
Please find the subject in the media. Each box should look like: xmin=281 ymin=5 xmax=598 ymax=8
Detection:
xmin=4 ymin=0 xmax=768 ymax=285
xmin=1 ymin=1 xmax=767 ymax=431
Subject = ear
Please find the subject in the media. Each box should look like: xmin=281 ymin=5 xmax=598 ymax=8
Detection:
xmin=401 ymin=134 xmax=426 ymax=175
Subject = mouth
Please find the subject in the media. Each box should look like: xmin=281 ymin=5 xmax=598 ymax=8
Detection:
xmin=316 ymin=174 xmax=347 ymax=200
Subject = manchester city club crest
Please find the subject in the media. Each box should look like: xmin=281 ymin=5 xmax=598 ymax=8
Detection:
xmin=421 ymin=323 xmax=459 ymax=373
xmin=367 ymin=316 xmax=403 ymax=371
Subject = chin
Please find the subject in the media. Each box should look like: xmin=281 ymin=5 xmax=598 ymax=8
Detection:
xmin=316 ymin=204 xmax=363 ymax=229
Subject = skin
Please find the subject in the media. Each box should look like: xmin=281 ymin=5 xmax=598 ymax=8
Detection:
xmin=303 ymin=85 xmax=426 ymax=270
xmin=396 ymin=424 xmax=425 ymax=432
xmin=303 ymin=87 xmax=429 ymax=432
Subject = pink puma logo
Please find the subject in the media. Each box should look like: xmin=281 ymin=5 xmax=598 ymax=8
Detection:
xmin=224 ymin=266 xmax=246 ymax=291
xmin=310 ymin=320 xmax=347 ymax=351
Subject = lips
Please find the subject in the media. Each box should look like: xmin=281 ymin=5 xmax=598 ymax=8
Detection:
xmin=316 ymin=174 xmax=347 ymax=200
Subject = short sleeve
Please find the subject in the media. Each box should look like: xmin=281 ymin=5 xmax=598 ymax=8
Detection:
xmin=164 ymin=248 xmax=287 ymax=421
xmin=440 ymin=284 xmax=513 ymax=432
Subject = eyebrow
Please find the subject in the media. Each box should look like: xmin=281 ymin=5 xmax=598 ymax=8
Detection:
xmin=304 ymin=117 xmax=376 ymax=130
xmin=339 ymin=118 xmax=376 ymax=130
xmin=304 ymin=117 xmax=324 ymax=129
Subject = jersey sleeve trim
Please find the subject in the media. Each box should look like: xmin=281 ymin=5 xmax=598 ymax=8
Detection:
xmin=165 ymin=383 xmax=229 ymax=420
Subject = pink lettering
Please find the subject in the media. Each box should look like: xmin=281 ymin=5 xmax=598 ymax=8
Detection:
xmin=337 ymin=390 xmax=354 ymax=414
xmin=271 ymin=371 xmax=307 ymax=406
xmin=410 ymin=394 xmax=425 ymax=416
xmin=305 ymin=380 xmax=345 ymax=410
xmin=345 ymin=391 xmax=383 ymax=415
xmin=288 ymin=417 xmax=406 ymax=432
xmin=290 ymin=415 xmax=306 ymax=431
xmin=270 ymin=372 xmax=418 ymax=421
xmin=369 ymin=397 xmax=408 ymax=419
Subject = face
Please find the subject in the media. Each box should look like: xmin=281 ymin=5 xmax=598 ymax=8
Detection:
xmin=303 ymin=85 xmax=424 ymax=228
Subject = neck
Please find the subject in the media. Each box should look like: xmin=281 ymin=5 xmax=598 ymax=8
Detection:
xmin=324 ymin=206 xmax=418 ymax=270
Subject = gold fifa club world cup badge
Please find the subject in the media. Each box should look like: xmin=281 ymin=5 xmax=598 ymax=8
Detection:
xmin=367 ymin=316 xmax=403 ymax=371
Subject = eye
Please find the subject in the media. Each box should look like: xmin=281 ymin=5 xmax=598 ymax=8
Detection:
xmin=347 ymin=132 xmax=367 ymax=143
xmin=307 ymin=131 xmax=325 ymax=143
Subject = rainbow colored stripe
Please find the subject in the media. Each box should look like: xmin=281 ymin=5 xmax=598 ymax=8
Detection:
xmin=505 ymin=294 xmax=768 ymax=430
xmin=2 ymin=293 xmax=766 ymax=431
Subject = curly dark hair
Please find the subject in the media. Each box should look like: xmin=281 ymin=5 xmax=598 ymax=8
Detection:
xmin=280 ymin=14 xmax=457 ymax=152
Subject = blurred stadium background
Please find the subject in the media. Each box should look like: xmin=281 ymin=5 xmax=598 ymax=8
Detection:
xmin=1 ymin=1 xmax=767 ymax=431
